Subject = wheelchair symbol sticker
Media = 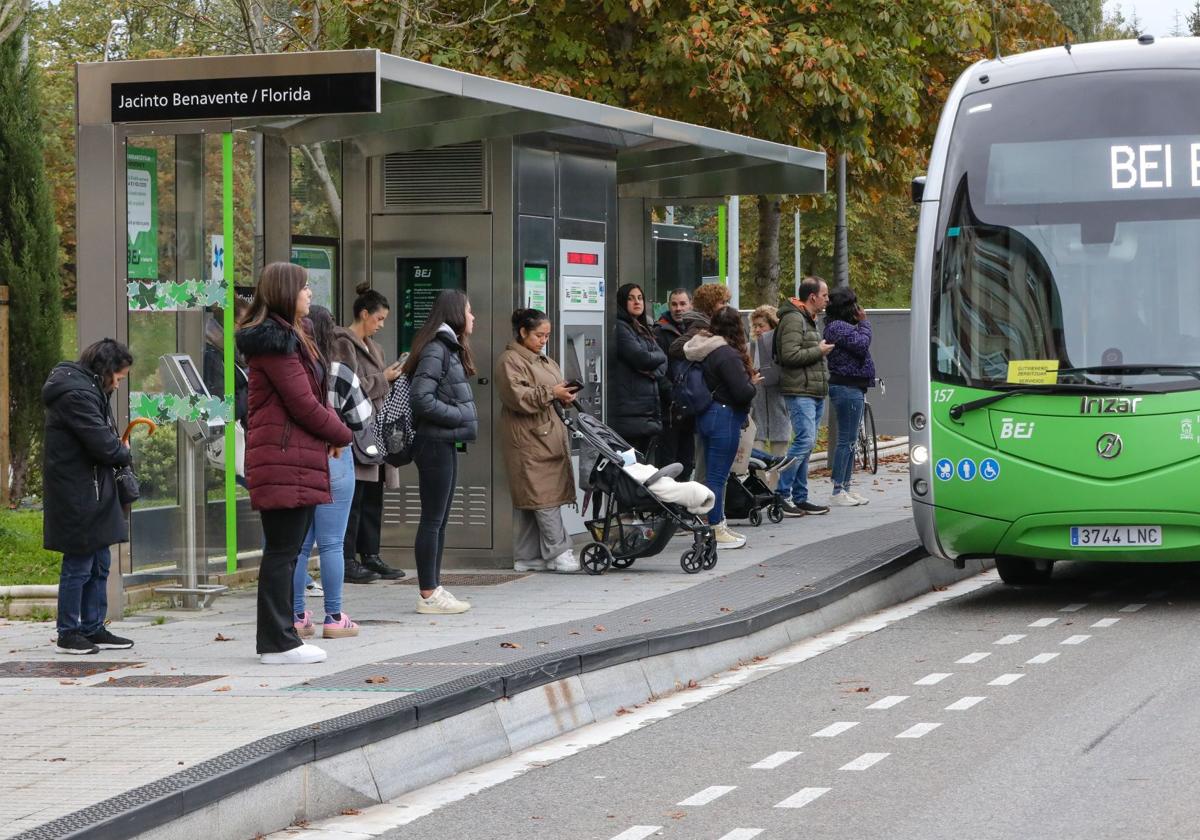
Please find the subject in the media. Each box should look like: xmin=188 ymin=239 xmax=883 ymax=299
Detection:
xmin=980 ymin=458 xmax=1000 ymax=481
xmin=935 ymin=459 xmax=954 ymax=481
xmin=957 ymin=458 xmax=976 ymax=481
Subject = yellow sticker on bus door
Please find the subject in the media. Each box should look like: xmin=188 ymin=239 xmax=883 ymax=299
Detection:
xmin=1006 ymin=360 xmax=1059 ymax=385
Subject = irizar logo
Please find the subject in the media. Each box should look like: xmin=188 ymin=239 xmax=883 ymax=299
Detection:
xmin=1079 ymin=396 xmax=1143 ymax=414
xmin=999 ymin=417 xmax=1035 ymax=440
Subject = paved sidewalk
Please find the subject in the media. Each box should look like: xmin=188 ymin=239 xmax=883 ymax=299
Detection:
xmin=0 ymin=467 xmax=913 ymax=839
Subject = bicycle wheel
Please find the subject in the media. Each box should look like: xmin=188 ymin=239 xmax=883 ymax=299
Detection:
xmin=858 ymin=402 xmax=878 ymax=475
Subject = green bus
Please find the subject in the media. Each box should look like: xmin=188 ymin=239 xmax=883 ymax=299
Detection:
xmin=908 ymin=38 xmax=1200 ymax=584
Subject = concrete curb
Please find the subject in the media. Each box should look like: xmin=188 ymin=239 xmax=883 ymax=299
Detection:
xmin=29 ymin=542 xmax=988 ymax=840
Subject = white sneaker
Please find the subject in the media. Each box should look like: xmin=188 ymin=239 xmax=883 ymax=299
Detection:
xmin=514 ymin=558 xmax=549 ymax=572
xmin=832 ymin=492 xmax=861 ymax=507
xmin=260 ymin=643 xmax=327 ymax=665
xmin=848 ymin=491 xmax=870 ymax=505
xmin=550 ymin=549 xmax=581 ymax=573
xmin=417 ymin=586 xmax=471 ymax=614
xmin=712 ymin=522 xmax=746 ymax=550
xmin=441 ymin=587 xmax=471 ymax=608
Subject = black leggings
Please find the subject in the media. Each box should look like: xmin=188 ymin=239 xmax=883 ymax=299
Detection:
xmin=412 ymin=437 xmax=457 ymax=591
xmin=258 ymin=506 xmax=315 ymax=654
xmin=343 ymin=476 xmax=384 ymax=559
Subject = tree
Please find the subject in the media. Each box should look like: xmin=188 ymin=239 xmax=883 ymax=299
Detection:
xmin=1047 ymin=0 xmax=1103 ymax=40
xmin=1187 ymin=0 xmax=1200 ymax=35
xmin=0 ymin=0 xmax=28 ymax=44
xmin=1 ymin=25 xmax=62 ymax=500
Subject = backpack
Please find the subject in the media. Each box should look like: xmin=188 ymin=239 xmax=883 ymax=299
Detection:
xmin=670 ymin=358 xmax=714 ymax=419
xmin=378 ymin=346 xmax=452 ymax=467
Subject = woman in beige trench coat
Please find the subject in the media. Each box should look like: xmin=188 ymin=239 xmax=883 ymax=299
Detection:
xmin=496 ymin=309 xmax=581 ymax=573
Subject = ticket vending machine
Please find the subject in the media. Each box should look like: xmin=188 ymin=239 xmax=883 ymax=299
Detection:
xmin=558 ymin=238 xmax=605 ymax=423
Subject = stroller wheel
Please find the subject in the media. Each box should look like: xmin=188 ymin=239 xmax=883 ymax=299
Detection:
xmin=580 ymin=542 xmax=612 ymax=575
xmin=680 ymin=548 xmax=703 ymax=574
xmin=611 ymin=557 xmax=636 ymax=569
xmin=701 ymin=540 xmax=719 ymax=570
xmin=749 ymin=507 xmax=763 ymax=527
xmin=767 ymin=502 xmax=784 ymax=524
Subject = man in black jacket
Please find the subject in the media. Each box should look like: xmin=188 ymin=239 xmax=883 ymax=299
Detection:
xmin=653 ymin=289 xmax=696 ymax=477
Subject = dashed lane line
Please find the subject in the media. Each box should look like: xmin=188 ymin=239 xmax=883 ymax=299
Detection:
xmin=914 ymin=672 xmax=953 ymax=686
xmin=609 ymin=827 xmax=662 ymax=840
xmin=1026 ymin=653 xmax=1060 ymax=664
xmin=812 ymin=721 xmax=859 ymax=737
xmin=946 ymin=696 xmax=986 ymax=711
xmin=867 ymin=695 xmax=909 ymax=710
xmin=1119 ymin=603 xmax=1147 ymax=613
xmin=896 ymin=723 xmax=942 ymax=739
xmin=1091 ymin=618 xmax=1121 ymax=628
xmin=1028 ymin=618 xmax=1059 ymax=627
xmin=957 ymin=652 xmax=991 ymax=664
xmin=678 ymin=786 xmax=737 ymax=806
xmin=989 ymin=673 xmax=1024 ymax=686
xmin=840 ymin=752 xmax=890 ymax=771
xmin=1060 ymin=603 xmax=1088 ymax=612
xmin=750 ymin=751 xmax=801 ymax=770
xmin=775 ymin=787 xmax=832 ymax=809
xmin=1061 ymin=634 xmax=1092 ymax=645
xmin=994 ymin=634 xmax=1026 ymax=645
xmin=716 ymin=830 xmax=764 ymax=840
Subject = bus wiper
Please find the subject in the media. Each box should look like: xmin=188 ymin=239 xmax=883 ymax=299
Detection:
xmin=948 ymin=382 xmax=1134 ymax=421
xmin=1057 ymin=364 xmax=1200 ymax=381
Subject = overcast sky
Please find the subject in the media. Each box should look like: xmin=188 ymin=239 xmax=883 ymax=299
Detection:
xmin=1106 ymin=0 xmax=1196 ymax=34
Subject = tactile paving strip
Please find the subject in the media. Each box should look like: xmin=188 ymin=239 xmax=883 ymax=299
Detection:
xmin=0 ymin=661 xmax=135 ymax=679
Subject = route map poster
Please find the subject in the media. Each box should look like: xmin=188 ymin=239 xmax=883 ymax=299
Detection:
xmin=397 ymin=257 xmax=466 ymax=354
xmin=126 ymin=146 xmax=158 ymax=280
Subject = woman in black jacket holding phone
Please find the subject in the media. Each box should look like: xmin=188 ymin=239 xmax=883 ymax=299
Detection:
xmin=610 ymin=283 xmax=667 ymax=457
xmin=401 ymin=289 xmax=479 ymax=615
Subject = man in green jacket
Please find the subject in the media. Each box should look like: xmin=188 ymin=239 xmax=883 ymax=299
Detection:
xmin=776 ymin=275 xmax=833 ymax=516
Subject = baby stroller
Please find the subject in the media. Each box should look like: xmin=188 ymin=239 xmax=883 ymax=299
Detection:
xmin=559 ymin=405 xmax=717 ymax=575
xmin=724 ymin=455 xmax=785 ymax=526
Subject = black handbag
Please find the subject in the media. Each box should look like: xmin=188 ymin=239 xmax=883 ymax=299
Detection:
xmin=114 ymin=465 xmax=140 ymax=506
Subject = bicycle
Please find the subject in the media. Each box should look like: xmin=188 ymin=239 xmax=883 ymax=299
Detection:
xmin=856 ymin=378 xmax=883 ymax=475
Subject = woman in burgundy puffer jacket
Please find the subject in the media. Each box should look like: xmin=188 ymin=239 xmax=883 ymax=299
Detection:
xmin=236 ymin=262 xmax=352 ymax=665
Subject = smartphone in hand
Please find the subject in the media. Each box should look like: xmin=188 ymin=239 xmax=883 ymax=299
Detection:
xmin=565 ymin=379 xmax=585 ymax=394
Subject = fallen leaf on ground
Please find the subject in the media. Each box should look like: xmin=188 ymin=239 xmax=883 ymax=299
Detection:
xmin=365 ymin=675 xmax=389 ymax=684
xmin=214 ymin=633 xmax=232 ymax=642
xmin=855 ymin=686 xmax=870 ymax=693
xmin=340 ymin=808 xmax=362 ymax=816
xmin=686 ymin=679 xmax=699 ymax=689
xmin=59 ymin=680 xmax=76 ymax=685
xmin=615 ymin=706 xmax=630 ymax=716
xmin=500 ymin=642 xmax=522 ymax=649
xmin=213 ymin=685 xmax=232 ymax=692
xmin=594 ymin=625 xmax=606 ymax=632
xmin=568 ymin=630 xmax=581 ymax=635
xmin=719 ymin=607 xmax=732 ymax=613
xmin=669 ymin=811 xmax=685 ymax=820
xmin=752 ymin=655 xmax=768 ymax=662
xmin=47 ymin=757 xmax=66 ymax=762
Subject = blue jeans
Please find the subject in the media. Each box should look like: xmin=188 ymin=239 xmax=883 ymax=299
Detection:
xmin=829 ymin=385 xmax=866 ymax=494
xmin=57 ymin=547 xmax=111 ymax=636
xmin=777 ymin=395 xmax=825 ymax=504
xmin=697 ymin=403 xmax=748 ymax=526
xmin=292 ymin=449 xmax=356 ymax=618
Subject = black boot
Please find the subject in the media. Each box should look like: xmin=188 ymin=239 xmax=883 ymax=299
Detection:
xmin=344 ymin=557 xmax=382 ymax=584
xmin=360 ymin=553 xmax=406 ymax=580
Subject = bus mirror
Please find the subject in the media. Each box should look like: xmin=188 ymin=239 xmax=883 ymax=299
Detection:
xmin=911 ymin=175 xmax=927 ymax=204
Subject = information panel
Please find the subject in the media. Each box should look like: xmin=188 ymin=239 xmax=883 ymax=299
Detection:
xmin=126 ymin=146 xmax=158 ymax=280
xmin=397 ymin=257 xmax=466 ymax=354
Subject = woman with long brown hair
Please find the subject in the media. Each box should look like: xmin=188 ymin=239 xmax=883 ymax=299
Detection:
xmin=236 ymin=262 xmax=352 ymax=664
xmin=400 ymin=289 xmax=479 ymax=614
xmin=682 ymin=305 xmax=759 ymax=550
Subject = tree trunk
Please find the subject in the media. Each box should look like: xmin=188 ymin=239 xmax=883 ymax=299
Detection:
xmin=8 ymin=448 xmax=27 ymax=504
xmin=301 ymin=144 xmax=341 ymax=233
xmin=0 ymin=0 xmax=29 ymax=46
xmin=754 ymin=195 xmax=781 ymax=307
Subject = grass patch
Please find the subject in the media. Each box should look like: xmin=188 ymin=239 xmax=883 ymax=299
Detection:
xmin=0 ymin=509 xmax=60 ymax=586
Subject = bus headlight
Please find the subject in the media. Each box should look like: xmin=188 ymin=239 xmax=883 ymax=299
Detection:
xmin=913 ymin=478 xmax=929 ymax=496
xmin=911 ymin=412 xmax=927 ymax=431
xmin=910 ymin=445 xmax=929 ymax=465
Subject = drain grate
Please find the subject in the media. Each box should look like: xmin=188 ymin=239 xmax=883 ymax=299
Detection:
xmin=96 ymin=674 xmax=222 ymax=688
xmin=394 ymin=573 xmax=528 ymax=587
xmin=0 ymin=661 xmax=136 ymax=679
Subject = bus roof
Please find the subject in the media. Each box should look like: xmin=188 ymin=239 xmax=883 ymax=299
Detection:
xmin=964 ymin=36 xmax=1200 ymax=95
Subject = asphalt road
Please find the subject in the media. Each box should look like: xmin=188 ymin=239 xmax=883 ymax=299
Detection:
xmin=370 ymin=560 xmax=1200 ymax=840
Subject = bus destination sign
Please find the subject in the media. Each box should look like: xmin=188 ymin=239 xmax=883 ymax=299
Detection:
xmin=111 ymin=71 xmax=378 ymax=122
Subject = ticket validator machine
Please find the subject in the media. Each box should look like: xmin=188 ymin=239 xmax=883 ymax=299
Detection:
xmin=156 ymin=354 xmax=229 ymax=608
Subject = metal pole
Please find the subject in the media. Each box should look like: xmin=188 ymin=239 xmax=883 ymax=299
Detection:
xmin=727 ymin=195 xmax=740 ymax=308
xmin=223 ymin=132 xmax=237 ymax=576
xmin=717 ymin=204 xmax=727 ymax=282
xmin=834 ymin=152 xmax=849 ymax=287
xmin=794 ymin=209 xmax=801 ymax=287
xmin=0 ymin=285 xmax=8 ymax=507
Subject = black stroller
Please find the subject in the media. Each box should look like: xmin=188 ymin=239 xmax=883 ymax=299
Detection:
xmin=724 ymin=456 xmax=785 ymax=526
xmin=559 ymin=405 xmax=717 ymax=575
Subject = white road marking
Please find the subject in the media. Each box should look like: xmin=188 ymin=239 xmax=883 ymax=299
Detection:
xmin=867 ymin=695 xmax=909 ymax=710
xmin=1061 ymin=634 xmax=1092 ymax=645
xmin=263 ymin=572 xmax=998 ymax=837
xmin=1119 ymin=603 xmax=1147 ymax=613
xmin=1026 ymin=653 xmax=1060 ymax=664
xmin=989 ymin=673 xmax=1024 ymax=686
xmin=717 ymin=831 xmax=764 ymax=840
xmin=957 ymin=652 xmax=991 ymax=664
xmin=946 ymin=696 xmax=986 ymax=711
xmin=1060 ymin=603 xmax=1088 ymax=612
xmin=1028 ymin=618 xmax=1058 ymax=627
xmin=896 ymin=722 xmax=941 ymax=739
xmin=915 ymin=672 xmax=953 ymax=685
xmin=813 ymin=721 xmax=859 ymax=737
xmin=609 ymin=828 xmax=662 ymax=840
xmin=751 ymin=751 xmax=801 ymax=770
xmin=775 ymin=787 xmax=832 ymax=809
xmin=678 ymin=786 xmax=737 ymax=806
xmin=841 ymin=752 xmax=890 ymax=771
xmin=994 ymin=634 xmax=1026 ymax=645
xmin=1091 ymin=618 xmax=1121 ymax=628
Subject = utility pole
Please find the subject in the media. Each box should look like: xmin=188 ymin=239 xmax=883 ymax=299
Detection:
xmin=1 ymin=284 xmax=9 ymax=507
xmin=833 ymin=152 xmax=849 ymax=287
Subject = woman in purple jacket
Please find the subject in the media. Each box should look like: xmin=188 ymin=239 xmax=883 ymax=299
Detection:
xmin=824 ymin=286 xmax=876 ymax=507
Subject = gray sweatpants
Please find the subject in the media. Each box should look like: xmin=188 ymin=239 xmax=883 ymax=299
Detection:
xmin=514 ymin=507 xmax=571 ymax=563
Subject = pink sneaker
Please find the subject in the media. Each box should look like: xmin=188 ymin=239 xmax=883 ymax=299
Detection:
xmin=294 ymin=610 xmax=315 ymax=638
xmin=322 ymin=613 xmax=360 ymax=639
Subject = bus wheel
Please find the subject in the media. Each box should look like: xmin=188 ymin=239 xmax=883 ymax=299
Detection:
xmin=995 ymin=556 xmax=1054 ymax=585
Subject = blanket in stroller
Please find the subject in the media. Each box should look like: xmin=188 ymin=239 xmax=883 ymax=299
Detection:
xmin=621 ymin=463 xmax=715 ymax=515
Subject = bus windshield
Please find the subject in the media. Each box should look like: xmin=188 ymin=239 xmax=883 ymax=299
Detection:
xmin=931 ymin=70 xmax=1200 ymax=391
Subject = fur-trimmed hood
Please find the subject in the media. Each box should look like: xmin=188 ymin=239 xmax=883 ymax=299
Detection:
xmin=683 ymin=333 xmax=729 ymax=362
xmin=236 ymin=315 xmax=300 ymax=359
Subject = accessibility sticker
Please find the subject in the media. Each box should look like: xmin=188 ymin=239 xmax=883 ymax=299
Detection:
xmin=979 ymin=458 xmax=1000 ymax=481
xmin=935 ymin=459 xmax=954 ymax=481
xmin=957 ymin=458 xmax=977 ymax=481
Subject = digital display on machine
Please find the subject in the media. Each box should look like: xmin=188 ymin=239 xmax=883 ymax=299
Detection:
xmin=566 ymin=251 xmax=599 ymax=265
xmin=176 ymin=357 xmax=208 ymax=397
xmin=522 ymin=263 xmax=548 ymax=311
xmin=397 ymin=257 xmax=466 ymax=354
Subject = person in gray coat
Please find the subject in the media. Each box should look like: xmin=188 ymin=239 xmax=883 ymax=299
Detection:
xmin=749 ymin=305 xmax=792 ymax=487
xmin=401 ymin=289 xmax=479 ymax=615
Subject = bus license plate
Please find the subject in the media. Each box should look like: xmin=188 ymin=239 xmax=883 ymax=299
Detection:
xmin=1070 ymin=526 xmax=1162 ymax=547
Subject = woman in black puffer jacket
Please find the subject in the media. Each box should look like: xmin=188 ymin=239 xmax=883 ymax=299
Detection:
xmin=401 ymin=289 xmax=478 ymax=615
xmin=610 ymin=283 xmax=667 ymax=457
